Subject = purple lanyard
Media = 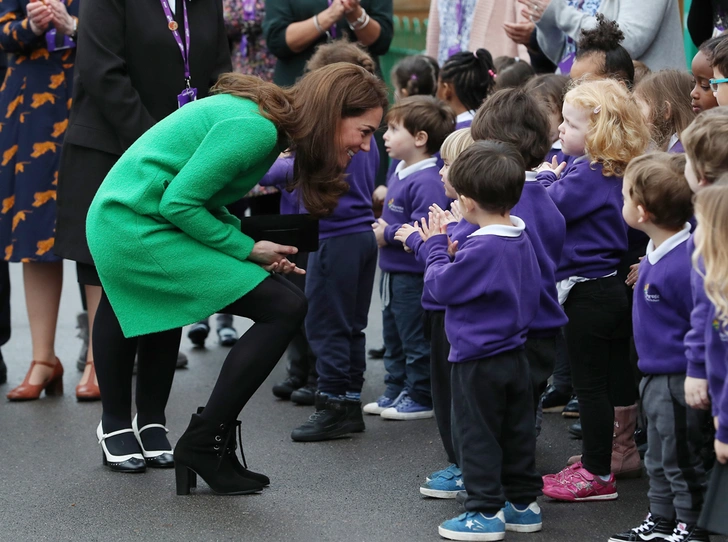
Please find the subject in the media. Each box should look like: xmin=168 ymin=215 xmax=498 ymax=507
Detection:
xmin=160 ymin=0 xmax=192 ymax=86
xmin=240 ymin=0 xmax=256 ymax=56
xmin=327 ymin=0 xmax=337 ymax=39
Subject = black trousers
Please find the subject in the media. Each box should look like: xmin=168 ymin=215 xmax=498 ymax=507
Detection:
xmin=451 ymin=350 xmax=542 ymax=513
xmin=564 ymin=276 xmax=636 ymax=475
xmin=0 ymin=261 xmax=10 ymax=348
xmin=427 ymin=310 xmax=456 ymax=465
xmin=525 ymin=336 xmax=557 ymax=415
xmin=284 ymin=251 xmax=317 ymax=386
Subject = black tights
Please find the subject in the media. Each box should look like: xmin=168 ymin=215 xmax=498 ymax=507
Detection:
xmin=94 ymin=274 xmax=307 ymax=434
xmin=202 ymin=274 xmax=307 ymax=422
xmin=94 ymin=292 xmax=182 ymax=433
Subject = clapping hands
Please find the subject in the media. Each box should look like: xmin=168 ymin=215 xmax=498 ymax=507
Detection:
xmin=27 ymin=0 xmax=75 ymax=37
xmin=536 ymin=155 xmax=567 ymax=177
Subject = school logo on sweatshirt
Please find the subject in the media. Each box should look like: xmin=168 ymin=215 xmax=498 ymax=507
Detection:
xmin=387 ymin=198 xmax=404 ymax=214
xmin=712 ymin=318 xmax=728 ymax=342
xmin=643 ymin=284 xmax=660 ymax=303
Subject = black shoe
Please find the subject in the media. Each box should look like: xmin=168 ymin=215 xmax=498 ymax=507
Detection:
xmin=174 ymin=414 xmax=265 ymax=495
xmin=562 ymin=396 xmax=580 ymax=418
xmin=217 ymin=326 xmax=238 ymax=347
xmin=187 ymin=322 xmax=210 ymax=348
xmin=345 ymin=398 xmax=365 ymax=433
xmin=290 ymin=393 xmax=356 ymax=442
xmin=540 ymin=384 xmax=571 ymax=413
xmin=194 ymin=407 xmax=269 ymax=486
xmin=662 ymin=523 xmax=710 ymax=542
xmin=272 ymin=375 xmax=305 ymax=400
xmin=97 ymin=422 xmax=146 ymax=474
xmin=0 ymin=350 xmax=6 ymax=385
xmin=367 ymin=346 xmax=386 ymax=359
xmin=569 ymin=420 xmax=582 ymax=439
xmin=608 ymin=512 xmax=675 ymax=541
xmin=290 ymin=384 xmax=316 ymax=406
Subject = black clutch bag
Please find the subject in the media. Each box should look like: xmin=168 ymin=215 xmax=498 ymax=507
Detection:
xmin=699 ymin=460 xmax=728 ymax=535
xmin=240 ymin=214 xmax=319 ymax=252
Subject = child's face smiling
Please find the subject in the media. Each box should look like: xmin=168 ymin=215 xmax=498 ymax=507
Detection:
xmin=691 ymin=51 xmax=719 ymax=113
xmin=558 ymin=101 xmax=590 ymax=157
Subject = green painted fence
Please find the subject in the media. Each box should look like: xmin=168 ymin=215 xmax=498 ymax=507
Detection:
xmin=380 ymin=15 xmax=428 ymax=98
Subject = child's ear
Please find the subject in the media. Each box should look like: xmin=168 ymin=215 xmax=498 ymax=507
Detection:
xmin=414 ymin=130 xmax=429 ymax=149
xmin=459 ymin=194 xmax=475 ymax=213
xmin=636 ymin=204 xmax=650 ymax=224
xmin=663 ymin=101 xmax=672 ymax=121
xmin=439 ymin=81 xmax=453 ymax=101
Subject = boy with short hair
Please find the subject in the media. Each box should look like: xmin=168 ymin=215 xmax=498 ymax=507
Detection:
xmin=418 ymin=140 xmax=543 ymax=541
xmin=708 ymin=37 xmax=728 ymax=106
xmin=366 ymin=95 xmax=455 ymax=420
xmin=609 ymin=153 xmax=710 ymax=542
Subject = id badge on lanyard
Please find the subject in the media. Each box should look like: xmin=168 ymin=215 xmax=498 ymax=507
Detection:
xmin=160 ymin=0 xmax=198 ymax=108
xmin=45 ymin=0 xmax=76 ymax=52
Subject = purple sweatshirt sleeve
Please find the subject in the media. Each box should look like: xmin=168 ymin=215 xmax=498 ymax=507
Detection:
xmin=258 ymin=156 xmax=294 ymax=188
xmin=383 ymin=180 xmax=445 ymax=246
xmin=423 ymin=235 xmax=494 ymax=305
xmin=686 ymin=264 xmax=708 ymax=380
xmin=719 ymin=367 xmax=728 ymax=443
xmin=405 ymin=231 xmax=426 ymax=262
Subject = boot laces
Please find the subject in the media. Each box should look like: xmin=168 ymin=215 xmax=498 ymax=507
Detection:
xmin=632 ymin=514 xmax=656 ymax=533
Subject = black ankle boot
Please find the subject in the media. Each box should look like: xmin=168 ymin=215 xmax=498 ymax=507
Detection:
xmin=194 ymin=407 xmax=270 ymax=486
xmin=345 ymin=398 xmax=365 ymax=433
xmin=291 ymin=393 xmax=357 ymax=442
xmin=173 ymin=414 xmax=265 ymax=495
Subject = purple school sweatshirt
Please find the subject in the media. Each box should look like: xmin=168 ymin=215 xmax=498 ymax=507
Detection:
xmin=538 ymin=157 xmax=628 ymax=280
xmin=258 ymin=146 xmax=379 ymax=239
xmin=406 ymin=216 xmax=476 ymax=311
xmin=380 ymin=159 xmax=451 ymax=273
xmin=633 ymin=225 xmax=693 ymax=374
xmin=685 ymin=235 xmax=708 ymax=380
xmin=512 ymin=174 xmax=568 ymax=337
xmin=705 ymin=302 xmax=728 ymax=443
xmin=420 ymin=217 xmax=540 ymax=362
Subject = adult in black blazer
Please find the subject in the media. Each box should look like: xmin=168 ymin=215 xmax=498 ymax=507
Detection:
xmin=54 ymin=0 xmax=231 ymax=472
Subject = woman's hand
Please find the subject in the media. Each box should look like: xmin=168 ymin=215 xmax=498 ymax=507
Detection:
xmin=371 ymin=218 xmax=388 ymax=247
xmin=264 ymin=258 xmax=305 ymax=275
xmin=27 ymin=1 xmax=53 ymax=35
xmin=503 ymin=21 xmax=535 ymax=45
xmin=322 ymin=0 xmax=346 ymax=27
xmin=341 ymin=0 xmax=360 ymax=15
xmin=372 ymin=185 xmax=387 ymax=205
xmin=48 ymin=0 xmax=75 ymax=36
xmin=625 ymin=258 xmax=643 ymax=288
xmin=249 ymin=240 xmax=299 ymax=270
xmin=517 ymin=0 xmax=551 ymax=22
xmin=685 ymin=377 xmax=711 ymax=410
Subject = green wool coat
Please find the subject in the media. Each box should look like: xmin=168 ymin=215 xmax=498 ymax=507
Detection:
xmin=86 ymin=94 xmax=280 ymax=338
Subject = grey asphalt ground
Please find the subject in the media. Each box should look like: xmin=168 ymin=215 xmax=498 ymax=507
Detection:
xmin=0 ymin=261 xmax=726 ymax=542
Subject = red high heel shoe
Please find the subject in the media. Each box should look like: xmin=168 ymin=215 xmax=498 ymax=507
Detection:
xmin=7 ymin=358 xmax=64 ymax=401
xmin=76 ymin=361 xmax=100 ymax=401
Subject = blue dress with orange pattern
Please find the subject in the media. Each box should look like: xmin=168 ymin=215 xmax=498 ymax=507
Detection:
xmin=0 ymin=0 xmax=77 ymax=262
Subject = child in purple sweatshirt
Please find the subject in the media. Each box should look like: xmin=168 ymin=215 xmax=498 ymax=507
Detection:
xmin=538 ymin=79 xmax=650 ymax=501
xmin=609 ymin=153 xmax=710 ymax=542
xmin=416 ymin=140 xmax=542 ymax=541
xmin=365 ymin=96 xmax=454 ymax=420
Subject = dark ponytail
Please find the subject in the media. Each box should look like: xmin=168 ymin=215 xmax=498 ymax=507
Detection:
xmin=391 ymin=54 xmax=439 ymax=97
xmin=440 ymin=48 xmax=497 ymax=111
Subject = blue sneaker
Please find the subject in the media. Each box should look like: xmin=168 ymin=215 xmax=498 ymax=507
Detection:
xmin=426 ymin=462 xmax=459 ymax=482
xmin=420 ymin=465 xmax=463 ymax=498
xmin=363 ymin=394 xmax=398 ymax=415
xmin=380 ymin=392 xmax=434 ymax=420
xmin=438 ymin=510 xmax=506 ymax=541
xmin=502 ymin=501 xmax=542 ymax=532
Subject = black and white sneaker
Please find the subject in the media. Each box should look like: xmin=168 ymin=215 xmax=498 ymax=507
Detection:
xmin=663 ymin=523 xmax=711 ymax=542
xmin=608 ymin=512 xmax=675 ymax=541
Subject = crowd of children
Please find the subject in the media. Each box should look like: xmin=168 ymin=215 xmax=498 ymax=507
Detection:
xmin=254 ymin=16 xmax=728 ymax=542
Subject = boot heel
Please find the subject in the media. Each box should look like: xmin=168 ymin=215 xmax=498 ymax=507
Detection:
xmin=45 ymin=376 xmax=64 ymax=396
xmin=175 ymin=464 xmax=192 ymax=495
xmin=189 ymin=471 xmax=197 ymax=489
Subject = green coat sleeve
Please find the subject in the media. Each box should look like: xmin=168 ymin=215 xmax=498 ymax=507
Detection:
xmin=158 ymin=116 xmax=278 ymax=262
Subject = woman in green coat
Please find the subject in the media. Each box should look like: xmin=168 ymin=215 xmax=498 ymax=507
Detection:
xmin=87 ymin=63 xmax=388 ymax=495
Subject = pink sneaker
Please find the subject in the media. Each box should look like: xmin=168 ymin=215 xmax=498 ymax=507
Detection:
xmin=542 ymin=462 xmax=618 ymax=501
xmin=542 ymin=461 xmax=581 ymax=482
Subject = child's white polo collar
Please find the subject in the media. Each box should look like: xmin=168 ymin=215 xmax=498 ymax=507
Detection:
xmin=525 ymin=171 xmax=538 ymax=182
xmin=394 ymin=157 xmax=438 ymax=180
xmin=646 ymin=222 xmax=691 ymax=264
xmin=456 ymin=110 xmax=475 ymax=125
xmin=468 ymin=216 xmax=526 ymax=238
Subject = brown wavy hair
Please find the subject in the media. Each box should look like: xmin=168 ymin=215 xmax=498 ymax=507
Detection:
xmin=305 ymin=37 xmax=377 ymax=75
xmin=634 ymin=70 xmax=695 ymax=150
xmin=211 ymin=63 xmax=388 ymax=217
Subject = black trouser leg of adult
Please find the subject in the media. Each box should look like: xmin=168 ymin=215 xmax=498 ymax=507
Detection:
xmin=451 ymin=350 xmax=542 ymax=513
xmin=428 ymin=310 xmax=456 ymax=465
xmin=551 ymin=328 xmax=572 ymax=394
xmin=201 ymin=274 xmax=308 ymax=422
xmin=564 ymin=277 xmax=633 ymax=476
xmin=93 ymin=292 xmax=182 ymax=432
